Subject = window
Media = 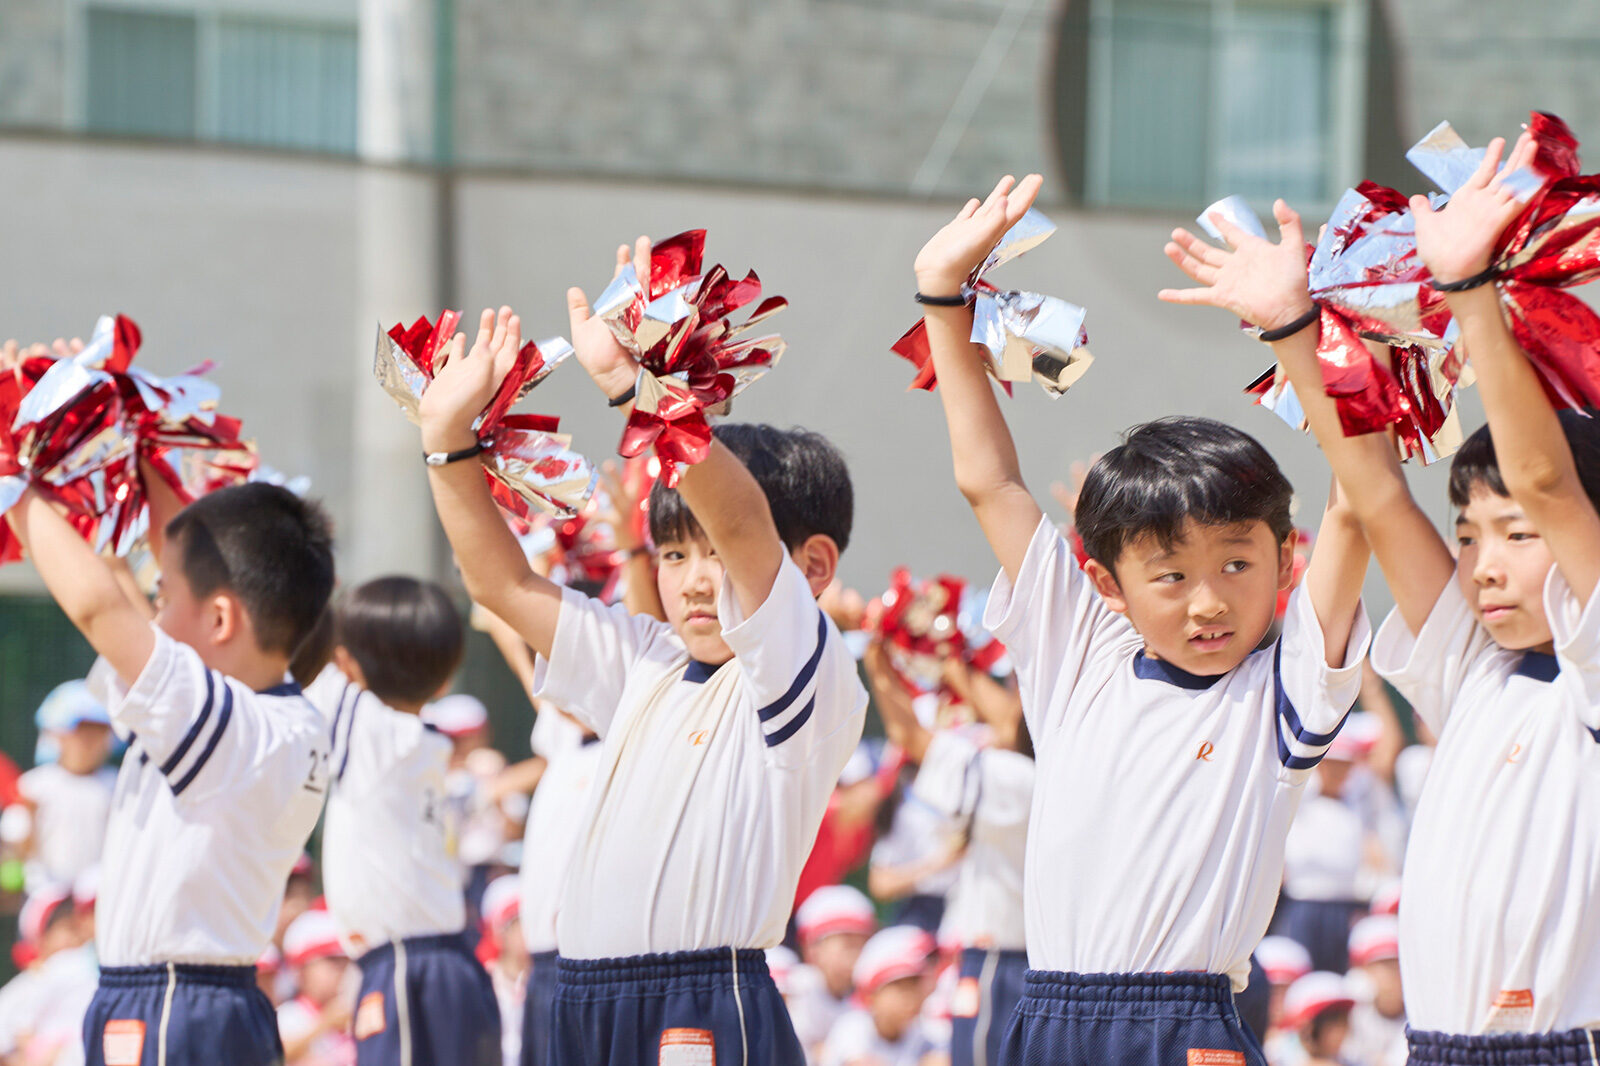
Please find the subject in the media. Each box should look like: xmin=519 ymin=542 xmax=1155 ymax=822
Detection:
xmin=83 ymin=4 xmax=357 ymax=154
xmin=1070 ymin=0 xmax=1365 ymax=211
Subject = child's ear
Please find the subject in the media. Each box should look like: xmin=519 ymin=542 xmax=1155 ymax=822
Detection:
xmin=793 ymin=534 xmax=841 ymax=599
xmin=210 ymin=592 xmax=240 ymax=646
xmin=1083 ymin=558 xmax=1129 ymax=615
xmin=1277 ymin=537 xmax=1297 ymax=591
xmin=331 ymin=646 xmax=368 ymax=690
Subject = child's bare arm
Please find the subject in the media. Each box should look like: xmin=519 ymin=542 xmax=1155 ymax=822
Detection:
xmin=913 ymin=175 xmax=1047 ymax=583
xmin=5 ymin=488 xmax=156 ymax=683
xmin=419 ymin=308 xmax=565 ymax=660
xmin=863 ymin=638 xmax=931 ymax=763
xmin=566 ymin=242 xmax=787 ymax=616
xmin=1412 ymin=134 xmax=1600 ymax=604
xmin=1161 ymin=200 xmax=1454 ymax=640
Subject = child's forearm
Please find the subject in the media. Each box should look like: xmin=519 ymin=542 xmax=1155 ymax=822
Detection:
xmin=138 ymin=459 xmax=185 ymax=560
xmin=6 ymin=489 xmax=155 ymax=682
xmin=426 ymin=461 xmax=562 ymax=660
xmin=1300 ymin=477 xmax=1368 ymax=667
xmin=671 ymin=440 xmax=785 ymax=615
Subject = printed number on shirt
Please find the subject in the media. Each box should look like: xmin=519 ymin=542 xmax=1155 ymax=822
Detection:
xmin=303 ymin=748 xmax=331 ymax=795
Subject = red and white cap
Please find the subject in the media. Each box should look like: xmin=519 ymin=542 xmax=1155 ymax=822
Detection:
xmin=1370 ymin=878 xmax=1401 ymax=917
xmin=766 ymin=945 xmax=799 ymax=996
xmin=1281 ymin=971 xmax=1356 ymax=1030
xmin=425 ymin=695 xmax=489 ymax=737
xmin=290 ymin=852 xmax=315 ymax=880
xmin=283 ymin=910 xmax=345 ymax=968
xmin=17 ymin=885 xmax=73 ymax=948
xmin=1348 ymin=914 xmax=1399 ymax=967
xmin=796 ymin=885 xmax=877 ymax=945
xmin=72 ymin=864 xmax=101 ymax=912
xmin=1255 ymin=935 xmax=1313 ymax=986
xmin=852 ymin=926 xmax=935 ymax=995
xmin=1325 ymin=712 xmax=1379 ymax=762
xmin=257 ymin=943 xmax=283 ymax=975
xmin=481 ymin=875 xmax=521 ymax=933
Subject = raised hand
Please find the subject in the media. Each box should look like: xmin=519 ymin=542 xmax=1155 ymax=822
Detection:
xmin=567 ymin=237 xmax=650 ymax=402
xmin=914 ymin=174 xmax=1044 ymax=296
xmin=1411 ymin=132 xmax=1537 ymax=284
xmin=418 ymin=306 xmax=522 ymax=453
xmin=1159 ymin=199 xmax=1314 ymax=331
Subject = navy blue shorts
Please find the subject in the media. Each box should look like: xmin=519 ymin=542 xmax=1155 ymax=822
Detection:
xmin=354 ymin=932 xmax=501 ymax=1066
xmin=549 ymin=947 xmax=804 ymax=1066
xmin=998 ymin=971 xmax=1267 ymax=1066
xmin=950 ymin=947 xmax=1028 ymax=1066
xmin=83 ymin=963 xmax=280 ymax=1066
xmin=1232 ymin=956 xmax=1270 ymax=1045
xmin=520 ymin=950 xmax=559 ymax=1066
xmin=1407 ymin=1026 xmax=1600 ymax=1065
xmin=1275 ymin=896 xmax=1364 ymax=974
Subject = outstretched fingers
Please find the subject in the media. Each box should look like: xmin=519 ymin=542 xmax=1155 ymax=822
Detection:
xmin=567 ymin=287 xmax=593 ymax=332
xmin=1272 ymin=199 xmax=1305 ymax=248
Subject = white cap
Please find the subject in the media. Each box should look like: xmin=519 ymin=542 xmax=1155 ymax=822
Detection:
xmin=1325 ymin=712 xmax=1378 ymax=762
xmin=72 ymin=864 xmax=101 ymax=910
xmin=17 ymin=885 xmax=73 ymax=947
xmin=424 ymin=694 xmax=489 ymax=736
xmin=34 ymin=680 xmax=110 ymax=732
xmin=766 ymin=945 xmax=799 ymax=995
xmin=256 ymin=943 xmax=283 ymax=974
xmin=1281 ymin=971 xmax=1356 ymax=1030
xmin=1255 ymin=935 xmax=1313 ymax=985
xmin=283 ymin=910 xmax=345 ymax=967
xmin=1348 ymin=914 xmax=1400 ymax=966
xmin=852 ymin=926 xmax=935 ymax=995
xmin=796 ymin=885 xmax=877 ymax=944
xmin=1370 ymin=878 xmax=1402 ymax=917
xmin=481 ymin=875 xmax=521 ymax=933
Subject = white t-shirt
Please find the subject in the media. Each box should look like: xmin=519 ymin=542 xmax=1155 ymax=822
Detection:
xmin=518 ymin=737 xmax=604 ymax=954
xmin=1281 ymin=793 xmax=1364 ymax=902
xmin=89 ymin=630 xmax=330 ymax=966
xmin=17 ymin=763 xmax=116 ymax=889
xmin=870 ymin=792 xmax=959 ymax=898
xmin=535 ymin=555 xmax=868 ymax=958
xmin=913 ymin=730 xmax=1031 ymax=950
xmin=1371 ymin=570 xmax=1600 ymax=1034
xmin=787 ymin=963 xmax=851 ymax=1062
xmin=277 ymin=995 xmax=356 ymax=1066
xmin=985 ymin=518 xmax=1370 ymax=990
xmin=307 ymin=667 xmax=466 ymax=953
xmin=820 ymin=1008 xmax=940 ymax=1066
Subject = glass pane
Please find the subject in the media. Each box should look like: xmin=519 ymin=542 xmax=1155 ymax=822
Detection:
xmin=85 ymin=7 xmax=198 ymax=139
xmin=1217 ymin=4 xmax=1331 ymax=203
xmin=1102 ymin=0 xmax=1212 ymax=208
xmin=215 ymin=17 xmax=358 ymax=153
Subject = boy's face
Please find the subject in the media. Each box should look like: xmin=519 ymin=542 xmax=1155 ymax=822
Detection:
xmin=1455 ymin=486 xmax=1556 ymax=652
xmin=57 ymin=722 xmax=112 ymax=771
xmin=1364 ymin=958 xmax=1403 ymax=1017
xmin=868 ymin=972 xmax=932 ymax=1041
xmin=1089 ymin=519 xmax=1293 ymax=676
xmin=1303 ymin=1007 xmax=1351 ymax=1058
xmin=298 ymin=955 xmax=348 ymax=1005
xmin=655 ymin=533 xmax=735 ymax=665
xmin=805 ymin=931 xmax=868 ymax=998
xmin=154 ymin=540 xmax=214 ymax=654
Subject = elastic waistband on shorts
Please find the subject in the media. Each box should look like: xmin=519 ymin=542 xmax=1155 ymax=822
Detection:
xmin=98 ymin=963 xmax=258 ymax=990
xmin=357 ymin=930 xmax=471 ymax=966
xmin=556 ymin=947 xmax=771 ymax=995
xmin=1407 ymin=1027 xmax=1600 ymax=1066
xmin=1019 ymin=970 xmax=1235 ymax=1017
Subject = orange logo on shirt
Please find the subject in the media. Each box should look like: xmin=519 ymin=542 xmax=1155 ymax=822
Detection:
xmin=1196 ymin=742 xmax=1215 ymax=762
xmin=1507 ymin=743 xmax=1523 ymax=764
xmin=688 ymin=730 xmax=709 ymax=747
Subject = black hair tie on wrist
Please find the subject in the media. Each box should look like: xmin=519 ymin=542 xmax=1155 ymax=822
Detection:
xmin=423 ymin=439 xmax=489 ymax=467
xmin=1432 ymin=266 xmax=1501 ymax=293
xmin=1257 ymin=306 xmax=1320 ymax=344
xmin=607 ymin=384 xmax=637 ymax=408
xmin=915 ymin=291 xmax=968 ymax=307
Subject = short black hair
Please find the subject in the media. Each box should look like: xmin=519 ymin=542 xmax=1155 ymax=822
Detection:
xmin=164 ymin=483 xmax=335 ymax=656
xmin=1448 ymin=408 xmax=1600 ymax=513
xmin=648 ymin=423 xmax=854 ymax=554
xmin=1075 ymin=416 xmax=1294 ymax=570
xmin=333 ymin=576 xmax=464 ymax=706
xmin=289 ymin=604 xmax=336 ymax=689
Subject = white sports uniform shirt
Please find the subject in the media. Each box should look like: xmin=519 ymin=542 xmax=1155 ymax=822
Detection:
xmin=534 ymin=554 xmax=868 ymax=959
xmin=819 ymin=1008 xmax=940 ymax=1066
xmin=89 ymin=628 xmax=331 ymax=966
xmin=1281 ymin=793 xmax=1364 ymax=902
xmin=870 ymin=792 xmax=959 ymax=898
xmin=913 ymin=730 xmax=1031 ymax=950
xmin=786 ymin=965 xmax=852 ymax=1062
xmin=17 ymin=762 xmax=116 ymax=888
xmin=1371 ymin=570 xmax=1600 ymax=1034
xmin=986 ymin=518 xmax=1370 ymax=989
xmin=306 ymin=667 xmax=465 ymax=952
xmin=518 ymin=736 xmax=604 ymax=955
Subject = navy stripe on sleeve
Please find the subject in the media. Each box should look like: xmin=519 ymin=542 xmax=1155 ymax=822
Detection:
xmin=171 ymin=683 xmax=234 ymax=797
xmin=757 ymin=611 xmax=828 ymax=724
xmin=1272 ymin=644 xmax=1347 ymax=770
xmin=764 ymin=694 xmax=815 ymax=747
xmin=337 ymin=689 xmax=359 ymax=781
xmin=160 ymin=670 xmax=216 ymax=776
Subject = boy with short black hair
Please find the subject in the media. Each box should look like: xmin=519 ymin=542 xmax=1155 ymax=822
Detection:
xmin=308 ymin=575 xmax=501 ymax=1066
xmin=417 ymin=280 xmax=867 ymax=1066
xmin=1162 ymin=131 xmax=1600 ymax=1062
xmin=5 ymin=479 xmax=335 ymax=1066
xmin=912 ymin=175 xmax=1370 ymax=1065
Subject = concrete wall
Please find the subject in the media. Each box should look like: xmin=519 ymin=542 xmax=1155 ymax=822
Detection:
xmin=0 ymin=133 xmax=1471 ymax=615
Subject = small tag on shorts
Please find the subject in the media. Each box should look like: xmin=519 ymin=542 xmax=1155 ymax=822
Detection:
xmin=659 ymin=1028 xmax=715 ymax=1066
xmin=356 ymin=992 xmax=387 ymax=1040
xmin=952 ymin=977 xmax=981 ymax=1018
xmin=103 ymin=1020 xmax=146 ymax=1066
xmin=1187 ymin=1051 xmax=1246 ymax=1066
xmin=1484 ymin=989 xmax=1534 ymax=1032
